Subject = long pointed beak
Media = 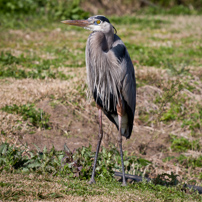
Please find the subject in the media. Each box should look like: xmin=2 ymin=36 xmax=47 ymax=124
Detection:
xmin=61 ymin=20 xmax=90 ymax=28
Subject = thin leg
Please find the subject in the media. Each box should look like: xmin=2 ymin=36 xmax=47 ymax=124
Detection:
xmin=89 ymin=109 xmax=103 ymax=184
xmin=118 ymin=115 xmax=127 ymax=186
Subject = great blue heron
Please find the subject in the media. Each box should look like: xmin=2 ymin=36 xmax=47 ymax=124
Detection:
xmin=62 ymin=15 xmax=136 ymax=186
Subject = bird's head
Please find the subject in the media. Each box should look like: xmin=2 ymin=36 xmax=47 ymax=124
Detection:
xmin=61 ymin=15 xmax=116 ymax=34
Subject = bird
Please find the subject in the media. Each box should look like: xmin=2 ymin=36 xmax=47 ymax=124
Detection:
xmin=62 ymin=15 xmax=136 ymax=186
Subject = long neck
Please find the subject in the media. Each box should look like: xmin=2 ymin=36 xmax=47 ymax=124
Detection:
xmin=85 ymin=28 xmax=120 ymax=111
xmin=90 ymin=26 xmax=114 ymax=52
xmin=104 ymin=28 xmax=114 ymax=50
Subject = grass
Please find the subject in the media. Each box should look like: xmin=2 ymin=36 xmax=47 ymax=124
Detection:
xmin=0 ymin=10 xmax=202 ymax=201
xmin=2 ymin=172 xmax=201 ymax=201
xmin=0 ymin=143 xmax=202 ymax=201
xmin=1 ymin=104 xmax=50 ymax=129
xmin=170 ymin=135 xmax=200 ymax=152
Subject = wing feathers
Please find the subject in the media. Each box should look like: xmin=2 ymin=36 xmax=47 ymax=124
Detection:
xmin=86 ymin=32 xmax=136 ymax=138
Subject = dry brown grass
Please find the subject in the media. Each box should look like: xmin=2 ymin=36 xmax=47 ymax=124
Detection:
xmin=0 ymin=172 xmax=162 ymax=202
xmin=1 ymin=15 xmax=202 ymax=201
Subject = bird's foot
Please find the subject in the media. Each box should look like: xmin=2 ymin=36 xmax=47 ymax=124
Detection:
xmin=122 ymin=182 xmax=127 ymax=186
xmin=88 ymin=178 xmax=96 ymax=185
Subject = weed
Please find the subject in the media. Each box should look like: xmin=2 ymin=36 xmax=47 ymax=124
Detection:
xmin=0 ymin=142 xmax=151 ymax=181
xmin=1 ymin=142 xmax=202 ymax=201
xmin=166 ymin=62 xmax=191 ymax=76
xmin=0 ymin=51 xmax=23 ymax=65
xmin=23 ymin=145 xmax=63 ymax=174
xmin=124 ymin=43 xmax=202 ymax=68
xmin=170 ymin=135 xmax=200 ymax=152
xmin=154 ymin=79 xmax=200 ymax=125
xmin=0 ymin=65 xmax=72 ymax=80
xmin=0 ymin=67 xmax=28 ymax=79
xmin=110 ymin=16 xmax=170 ymax=29
xmin=138 ymin=110 xmax=150 ymax=124
xmin=1 ymin=104 xmax=50 ymax=129
xmin=153 ymin=172 xmax=179 ymax=186
xmin=182 ymin=104 xmax=202 ymax=134
xmin=176 ymin=155 xmax=202 ymax=168
xmin=0 ymin=0 xmax=89 ymax=20
xmin=0 ymin=143 xmax=63 ymax=173
xmin=1 ymin=5 xmax=202 ymax=201
xmin=138 ymin=5 xmax=201 ymax=15
xmin=0 ymin=143 xmax=27 ymax=171
xmin=162 ymin=156 xmax=175 ymax=162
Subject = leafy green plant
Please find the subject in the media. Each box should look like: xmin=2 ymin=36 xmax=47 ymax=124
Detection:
xmin=182 ymin=104 xmax=202 ymax=133
xmin=0 ymin=142 xmax=152 ymax=181
xmin=0 ymin=51 xmax=22 ymax=65
xmin=176 ymin=154 xmax=202 ymax=168
xmin=0 ymin=143 xmax=63 ymax=174
xmin=61 ymin=145 xmax=119 ymax=181
xmin=1 ymin=142 xmax=202 ymax=201
xmin=61 ymin=145 xmax=152 ymax=180
xmin=0 ymin=143 xmax=28 ymax=172
xmin=23 ymin=145 xmax=63 ymax=174
xmin=0 ymin=51 xmax=74 ymax=80
xmin=153 ymin=172 xmax=179 ymax=186
xmin=138 ymin=5 xmax=201 ymax=15
xmin=1 ymin=104 xmax=50 ymax=129
xmin=170 ymin=135 xmax=200 ymax=152
xmin=0 ymin=67 xmax=28 ymax=79
xmin=0 ymin=66 xmax=72 ymax=80
xmin=0 ymin=0 xmax=89 ymax=20
xmin=110 ymin=16 xmax=169 ymax=29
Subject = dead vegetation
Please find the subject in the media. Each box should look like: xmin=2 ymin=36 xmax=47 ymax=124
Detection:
xmin=0 ymin=14 xmax=202 ymax=201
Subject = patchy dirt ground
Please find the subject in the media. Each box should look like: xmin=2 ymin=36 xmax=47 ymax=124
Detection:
xmin=0 ymin=72 xmax=199 ymax=182
xmin=1 ymin=15 xmax=202 ymax=187
xmin=0 ymin=70 xmax=172 ymax=155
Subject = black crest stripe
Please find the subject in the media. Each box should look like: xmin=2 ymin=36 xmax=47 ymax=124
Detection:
xmin=96 ymin=16 xmax=110 ymax=23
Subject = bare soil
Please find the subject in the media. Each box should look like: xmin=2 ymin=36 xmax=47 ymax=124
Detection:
xmin=0 ymin=75 xmax=179 ymax=180
xmin=1 ymin=15 xmax=202 ymax=187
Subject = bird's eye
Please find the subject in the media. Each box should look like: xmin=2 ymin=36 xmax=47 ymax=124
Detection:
xmin=95 ymin=20 xmax=101 ymax=25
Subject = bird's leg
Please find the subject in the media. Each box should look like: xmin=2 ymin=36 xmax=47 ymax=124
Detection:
xmin=117 ymin=101 xmax=127 ymax=186
xmin=89 ymin=108 xmax=103 ymax=184
xmin=118 ymin=115 xmax=126 ymax=186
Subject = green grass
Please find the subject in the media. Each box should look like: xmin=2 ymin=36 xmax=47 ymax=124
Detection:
xmin=1 ymin=8 xmax=202 ymax=201
xmin=1 ymin=172 xmax=201 ymax=201
xmin=137 ymin=5 xmax=202 ymax=15
xmin=176 ymin=154 xmax=202 ymax=168
xmin=124 ymin=43 xmax=202 ymax=68
xmin=1 ymin=104 xmax=50 ymax=129
xmin=1 ymin=142 xmax=202 ymax=201
xmin=149 ymin=79 xmax=202 ymax=134
xmin=0 ymin=51 xmax=76 ymax=79
xmin=110 ymin=16 xmax=170 ymax=30
xmin=0 ymin=142 xmax=151 ymax=179
xmin=170 ymin=135 xmax=200 ymax=152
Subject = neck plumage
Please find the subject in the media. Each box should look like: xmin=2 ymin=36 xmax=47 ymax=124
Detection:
xmin=91 ymin=31 xmax=114 ymax=52
xmin=86 ymin=30 xmax=121 ymax=111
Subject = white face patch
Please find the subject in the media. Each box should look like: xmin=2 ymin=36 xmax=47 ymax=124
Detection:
xmin=84 ymin=21 xmax=111 ymax=33
xmin=86 ymin=24 xmax=103 ymax=32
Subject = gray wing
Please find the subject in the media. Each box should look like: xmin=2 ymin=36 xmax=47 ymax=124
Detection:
xmin=111 ymin=35 xmax=136 ymax=138
xmin=85 ymin=33 xmax=136 ymax=139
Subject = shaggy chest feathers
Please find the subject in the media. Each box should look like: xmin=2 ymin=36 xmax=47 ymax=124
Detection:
xmin=85 ymin=31 xmax=124 ymax=113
